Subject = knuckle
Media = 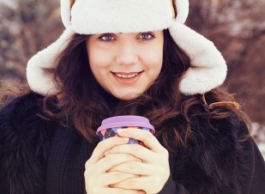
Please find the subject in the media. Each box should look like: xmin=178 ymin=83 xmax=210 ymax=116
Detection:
xmin=97 ymin=140 xmax=104 ymax=149
xmin=132 ymin=144 xmax=141 ymax=152
xmin=127 ymin=178 xmax=137 ymax=187
xmin=163 ymin=149 xmax=169 ymax=157
xmin=104 ymin=155 xmax=111 ymax=163
xmin=141 ymin=131 xmax=150 ymax=141
xmin=153 ymin=175 xmax=162 ymax=184
xmin=114 ymin=172 xmax=123 ymax=179
xmin=159 ymin=152 xmax=168 ymax=163
xmin=106 ymin=154 xmax=115 ymax=162
xmin=126 ymin=154 xmax=134 ymax=161
xmin=87 ymin=176 xmax=96 ymax=187
xmin=85 ymin=161 xmax=91 ymax=170
xmin=115 ymin=136 xmax=123 ymax=144
xmin=158 ymin=166 xmax=165 ymax=176
xmin=97 ymin=137 xmax=115 ymax=149
xmin=127 ymin=160 xmax=137 ymax=169
xmin=84 ymin=171 xmax=88 ymax=178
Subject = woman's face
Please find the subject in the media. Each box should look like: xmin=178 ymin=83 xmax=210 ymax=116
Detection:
xmin=86 ymin=30 xmax=164 ymax=100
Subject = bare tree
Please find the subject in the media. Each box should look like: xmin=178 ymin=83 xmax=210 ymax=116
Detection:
xmin=0 ymin=0 xmax=64 ymax=88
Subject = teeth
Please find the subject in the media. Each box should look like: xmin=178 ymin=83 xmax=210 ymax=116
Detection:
xmin=115 ymin=72 xmax=140 ymax=78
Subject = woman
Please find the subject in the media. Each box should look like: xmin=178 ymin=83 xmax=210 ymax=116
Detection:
xmin=1 ymin=0 xmax=265 ymax=194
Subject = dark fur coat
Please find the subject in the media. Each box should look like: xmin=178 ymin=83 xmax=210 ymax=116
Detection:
xmin=0 ymin=92 xmax=265 ymax=194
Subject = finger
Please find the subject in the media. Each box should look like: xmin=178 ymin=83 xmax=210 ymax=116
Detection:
xmin=86 ymin=153 xmax=139 ymax=174
xmin=85 ymin=136 xmax=129 ymax=169
xmin=111 ymin=176 xmax=161 ymax=193
xmin=90 ymin=171 xmax=139 ymax=188
xmin=85 ymin=173 xmax=140 ymax=194
xmin=106 ymin=160 xmax=158 ymax=176
xmin=105 ymin=142 xmax=160 ymax=164
xmin=117 ymin=127 xmax=168 ymax=155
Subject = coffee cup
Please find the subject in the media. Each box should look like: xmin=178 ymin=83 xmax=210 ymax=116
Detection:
xmin=96 ymin=115 xmax=155 ymax=148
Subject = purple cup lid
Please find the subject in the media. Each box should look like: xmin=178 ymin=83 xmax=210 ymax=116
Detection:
xmin=96 ymin=115 xmax=155 ymax=135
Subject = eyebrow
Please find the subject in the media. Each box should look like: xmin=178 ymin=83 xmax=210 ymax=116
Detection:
xmin=117 ymin=32 xmax=151 ymax=34
xmin=100 ymin=32 xmax=152 ymax=36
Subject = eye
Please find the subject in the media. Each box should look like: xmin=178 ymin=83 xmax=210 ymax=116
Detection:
xmin=139 ymin=33 xmax=155 ymax=41
xmin=99 ymin=34 xmax=115 ymax=42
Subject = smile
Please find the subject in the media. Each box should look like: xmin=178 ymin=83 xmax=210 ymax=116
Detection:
xmin=114 ymin=72 xmax=141 ymax=78
xmin=111 ymin=71 xmax=144 ymax=84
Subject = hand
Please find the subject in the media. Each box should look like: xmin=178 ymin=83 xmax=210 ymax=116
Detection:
xmin=84 ymin=136 xmax=143 ymax=194
xmin=104 ymin=128 xmax=170 ymax=194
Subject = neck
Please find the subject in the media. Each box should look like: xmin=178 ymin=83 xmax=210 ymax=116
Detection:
xmin=100 ymin=88 xmax=121 ymax=110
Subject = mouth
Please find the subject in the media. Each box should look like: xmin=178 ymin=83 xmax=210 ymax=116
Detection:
xmin=111 ymin=70 xmax=144 ymax=84
xmin=111 ymin=70 xmax=144 ymax=79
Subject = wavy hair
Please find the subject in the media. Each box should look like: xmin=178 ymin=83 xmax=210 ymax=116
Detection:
xmin=0 ymin=29 xmax=252 ymax=156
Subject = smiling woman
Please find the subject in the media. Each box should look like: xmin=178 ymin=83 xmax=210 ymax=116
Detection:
xmin=87 ymin=31 xmax=164 ymax=100
xmin=1 ymin=0 xmax=265 ymax=194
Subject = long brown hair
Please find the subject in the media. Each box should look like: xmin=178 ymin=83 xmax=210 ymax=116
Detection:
xmin=0 ymin=29 xmax=252 ymax=156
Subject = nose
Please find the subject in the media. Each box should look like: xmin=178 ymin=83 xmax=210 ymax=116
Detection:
xmin=116 ymin=41 xmax=138 ymax=66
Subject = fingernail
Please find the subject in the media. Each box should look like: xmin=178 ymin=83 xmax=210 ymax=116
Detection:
xmin=118 ymin=128 xmax=127 ymax=133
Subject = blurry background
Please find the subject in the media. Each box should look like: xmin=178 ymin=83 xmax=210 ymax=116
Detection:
xmin=0 ymin=0 xmax=264 ymax=157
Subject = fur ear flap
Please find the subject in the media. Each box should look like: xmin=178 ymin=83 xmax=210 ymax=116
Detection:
xmin=174 ymin=0 xmax=189 ymax=24
xmin=26 ymin=26 xmax=75 ymax=96
xmin=169 ymin=21 xmax=227 ymax=95
xmin=61 ymin=0 xmax=74 ymax=27
xmin=169 ymin=1 xmax=227 ymax=95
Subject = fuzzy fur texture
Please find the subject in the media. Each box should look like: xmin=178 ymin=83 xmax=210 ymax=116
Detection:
xmin=169 ymin=21 xmax=227 ymax=95
xmin=169 ymin=111 xmax=251 ymax=194
xmin=1 ymin=93 xmax=265 ymax=194
xmin=175 ymin=0 xmax=189 ymax=23
xmin=61 ymin=0 xmax=189 ymax=28
xmin=0 ymin=93 xmax=57 ymax=194
xmin=71 ymin=0 xmax=173 ymax=34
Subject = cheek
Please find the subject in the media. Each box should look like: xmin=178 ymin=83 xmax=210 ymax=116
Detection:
xmin=141 ymin=46 xmax=163 ymax=73
xmin=88 ymin=48 xmax=113 ymax=70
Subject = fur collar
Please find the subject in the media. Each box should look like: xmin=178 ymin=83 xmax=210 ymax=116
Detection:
xmin=0 ymin=92 xmax=57 ymax=194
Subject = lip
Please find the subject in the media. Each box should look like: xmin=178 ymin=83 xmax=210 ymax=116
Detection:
xmin=111 ymin=71 xmax=143 ymax=84
xmin=112 ymin=71 xmax=143 ymax=75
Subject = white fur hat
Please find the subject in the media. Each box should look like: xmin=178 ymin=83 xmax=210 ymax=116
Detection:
xmin=26 ymin=0 xmax=227 ymax=96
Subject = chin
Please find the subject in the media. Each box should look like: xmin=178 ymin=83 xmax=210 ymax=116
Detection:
xmin=114 ymin=92 xmax=141 ymax=101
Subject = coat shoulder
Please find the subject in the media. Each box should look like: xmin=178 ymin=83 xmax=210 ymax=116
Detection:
xmin=171 ymin=106 xmax=257 ymax=194
xmin=0 ymin=91 xmax=44 ymax=118
xmin=192 ymin=107 xmax=250 ymax=142
xmin=0 ymin=92 xmax=57 ymax=194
